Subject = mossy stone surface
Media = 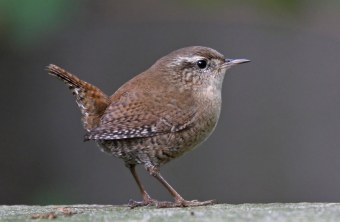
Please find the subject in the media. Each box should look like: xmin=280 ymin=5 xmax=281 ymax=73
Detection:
xmin=1 ymin=203 xmax=340 ymax=221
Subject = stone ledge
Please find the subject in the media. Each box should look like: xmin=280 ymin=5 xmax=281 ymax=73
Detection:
xmin=1 ymin=203 xmax=340 ymax=221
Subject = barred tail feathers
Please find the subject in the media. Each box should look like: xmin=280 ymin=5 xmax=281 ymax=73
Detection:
xmin=47 ymin=64 xmax=110 ymax=131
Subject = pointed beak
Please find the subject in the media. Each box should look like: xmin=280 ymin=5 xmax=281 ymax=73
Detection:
xmin=225 ymin=58 xmax=251 ymax=65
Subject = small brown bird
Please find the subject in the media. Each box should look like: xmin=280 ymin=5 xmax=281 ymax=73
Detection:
xmin=47 ymin=46 xmax=249 ymax=208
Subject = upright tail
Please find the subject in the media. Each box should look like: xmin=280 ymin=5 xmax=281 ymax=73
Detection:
xmin=47 ymin=64 xmax=110 ymax=131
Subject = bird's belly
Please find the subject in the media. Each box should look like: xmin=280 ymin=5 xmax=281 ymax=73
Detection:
xmin=96 ymin=110 xmax=219 ymax=167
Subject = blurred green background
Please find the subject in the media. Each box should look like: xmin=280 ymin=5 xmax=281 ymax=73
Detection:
xmin=1 ymin=0 xmax=340 ymax=205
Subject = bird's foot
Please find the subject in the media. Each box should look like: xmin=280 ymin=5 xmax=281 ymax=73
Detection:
xmin=128 ymin=197 xmax=216 ymax=209
xmin=128 ymin=198 xmax=158 ymax=209
xmin=156 ymin=199 xmax=217 ymax=208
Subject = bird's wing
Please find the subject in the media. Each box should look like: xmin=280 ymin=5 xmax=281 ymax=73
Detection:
xmin=84 ymin=91 xmax=197 ymax=140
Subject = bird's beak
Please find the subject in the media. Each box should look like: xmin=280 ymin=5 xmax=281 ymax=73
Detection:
xmin=225 ymin=58 xmax=251 ymax=65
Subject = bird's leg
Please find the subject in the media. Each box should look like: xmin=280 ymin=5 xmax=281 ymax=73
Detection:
xmin=147 ymin=166 xmax=216 ymax=208
xmin=127 ymin=164 xmax=157 ymax=208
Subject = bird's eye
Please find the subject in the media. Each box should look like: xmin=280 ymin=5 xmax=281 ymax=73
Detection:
xmin=196 ymin=60 xmax=207 ymax=69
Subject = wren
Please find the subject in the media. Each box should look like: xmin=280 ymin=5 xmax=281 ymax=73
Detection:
xmin=47 ymin=46 xmax=250 ymax=208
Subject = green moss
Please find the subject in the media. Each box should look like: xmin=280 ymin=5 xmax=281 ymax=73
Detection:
xmin=1 ymin=203 xmax=340 ymax=222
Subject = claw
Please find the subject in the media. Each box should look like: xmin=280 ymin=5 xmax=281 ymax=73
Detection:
xmin=157 ymin=199 xmax=217 ymax=208
xmin=181 ymin=199 xmax=217 ymax=207
xmin=128 ymin=198 xmax=157 ymax=209
xmin=128 ymin=199 xmax=216 ymax=209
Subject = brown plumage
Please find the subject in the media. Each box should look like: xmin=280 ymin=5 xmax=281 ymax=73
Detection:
xmin=47 ymin=46 xmax=250 ymax=208
xmin=47 ymin=64 xmax=110 ymax=131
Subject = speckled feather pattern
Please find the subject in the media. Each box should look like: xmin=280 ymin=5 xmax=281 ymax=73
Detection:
xmin=47 ymin=46 xmax=230 ymax=169
xmin=47 ymin=64 xmax=110 ymax=131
